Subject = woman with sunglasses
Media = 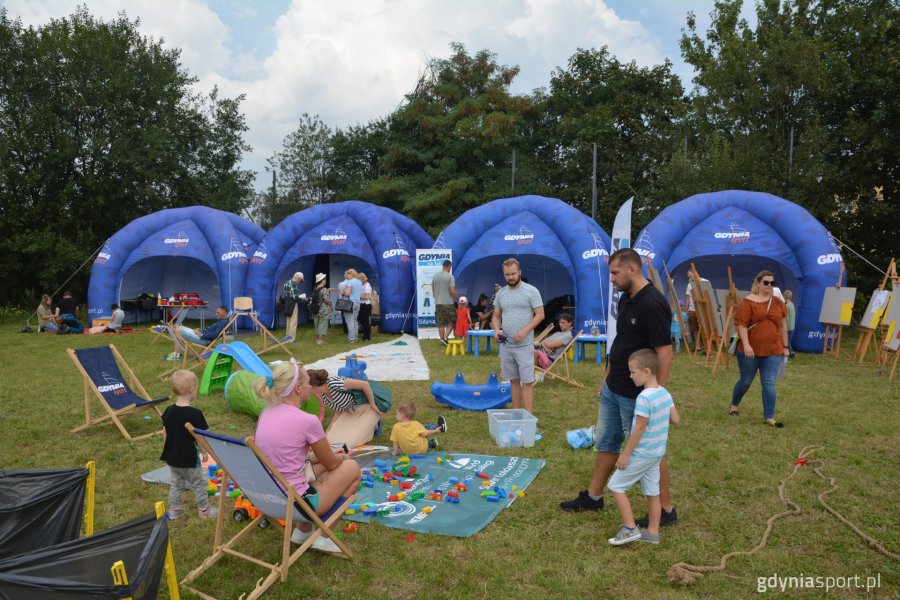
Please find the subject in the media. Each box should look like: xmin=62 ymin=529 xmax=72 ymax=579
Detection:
xmin=728 ymin=270 xmax=790 ymax=427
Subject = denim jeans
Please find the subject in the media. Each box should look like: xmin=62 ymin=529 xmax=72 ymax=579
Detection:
xmin=346 ymin=302 xmax=360 ymax=341
xmin=732 ymin=352 xmax=782 ymax=420
xmin=595 ymin=383 xmax=637 ymax=452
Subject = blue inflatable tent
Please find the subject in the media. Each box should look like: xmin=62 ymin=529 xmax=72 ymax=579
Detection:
xmin=435 ymin=196 xmax=611 ymax=333
xmin=87 ymin=207 xmax=265 ymax=322
xmin=244 ymin=201 xmax=433 ymax=334
xmin=635 ymin=190 xmax=845 ymax=353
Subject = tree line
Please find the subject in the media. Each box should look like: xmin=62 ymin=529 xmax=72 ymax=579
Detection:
xmin=1 ymin=1 xmax=896 ymax=307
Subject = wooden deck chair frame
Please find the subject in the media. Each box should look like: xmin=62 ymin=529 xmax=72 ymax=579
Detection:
xmin=220 ymin=296 xmax=295 ymax=358
xmin=67 ymin=344 xmax=168 ymax=442
xmin=536 ymin=330 xmax=584 ymax=388
xmin=533 ymin=323 xmax=554 ymax=345
xmin=182 ymin=425 xmax=354 ymax=600
xmin=159 ymin=323 xmax=228 ymax=380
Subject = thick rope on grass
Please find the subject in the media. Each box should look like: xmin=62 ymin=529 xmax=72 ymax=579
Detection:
xmin=668 ymin=445 xmax=899 ymax=585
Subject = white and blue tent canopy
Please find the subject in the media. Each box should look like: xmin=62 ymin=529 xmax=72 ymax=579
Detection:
xmin=244 ymin=201 xmax=433 ymax=333
xmin=635 ymin=190 xmax=846 ymax=353
xmin=435 ymin=195 xmax=611 ymax=333
xmin=87 ymin=207 xmax=265 ymax=321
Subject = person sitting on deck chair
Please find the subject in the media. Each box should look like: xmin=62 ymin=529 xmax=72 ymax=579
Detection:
xmin=178 ymin=306 xmax=229 ymax=345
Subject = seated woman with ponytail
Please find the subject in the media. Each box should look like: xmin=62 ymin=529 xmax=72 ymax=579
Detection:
xmin=253 ymin=359 xmax=361 ymax=552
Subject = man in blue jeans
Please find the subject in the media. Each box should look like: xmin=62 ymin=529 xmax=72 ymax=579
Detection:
xmin=560 ymin=249 xmax=678 ymax=528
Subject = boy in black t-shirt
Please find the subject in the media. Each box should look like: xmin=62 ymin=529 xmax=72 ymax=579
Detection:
xmin=160 ymin=370 xmax=216 ymax=519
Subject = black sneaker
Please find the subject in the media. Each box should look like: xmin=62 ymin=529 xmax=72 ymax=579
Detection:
xmin=560 ymin=490 xmax=604 ymax=512
xmin=437 ymin=415 xmax=447 ymax=433
xmin=440 ymin=339 xmax=449 ymax=346
xmin=635 ymin=507 xmax=678 ymax=528
xmin=428 ymin=438 xmax=439 ymax=449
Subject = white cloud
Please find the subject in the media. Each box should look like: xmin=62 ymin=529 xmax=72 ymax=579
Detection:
xmin=1 ymin=0 xmax=681 ymax=187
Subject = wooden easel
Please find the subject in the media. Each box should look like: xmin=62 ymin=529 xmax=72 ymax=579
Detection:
xmin=822 ymin=263 xmax=847 ymax=359
xmin=876 ymin=263 xmax=899 ymax=382
xmin=851 ymin=258 xmax=897 ymax=365
xmin=661 ymin=260 xmax=691 ymax=353
xmin=688 ymin=263 xmax=726 ymax=368
xmin=711 ymin=267 xmax=741 ymax=374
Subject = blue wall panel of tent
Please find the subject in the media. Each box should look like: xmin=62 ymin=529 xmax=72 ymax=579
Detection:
xmin=635 ymin=190 xmax=845 ymax=353
xmin=435 ymin=195 xmax=611 ymax=333
xmin=244 ymin=201 xmax=433 ymax=333
xmin=87 ymin=207 xmax=265 ymax=322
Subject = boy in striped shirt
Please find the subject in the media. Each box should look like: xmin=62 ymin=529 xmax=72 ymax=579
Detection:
xmin=607 ymin=349 xmax=681 ymax=546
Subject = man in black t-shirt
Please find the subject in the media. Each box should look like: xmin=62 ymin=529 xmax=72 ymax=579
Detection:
xmin=560 ymin=249 xmax=677 ymax=528
xmin=56 ymin=291 xmax=79 ymax=318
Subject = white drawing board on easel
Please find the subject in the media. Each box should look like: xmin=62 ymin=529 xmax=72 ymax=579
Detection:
xmin=861 ymin=289 xmax=891 ymax=329
xmin=819 ymin=287 xmax=857 ymax=326
xmin=698 ymin=280 xmax=722 ymax=336
xmin=881 ymin=290 xmax=900 ymax=352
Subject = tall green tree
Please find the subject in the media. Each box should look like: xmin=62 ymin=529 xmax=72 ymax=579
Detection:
xmin=365 ymin=43 xmax=538 ymax=234
xmin=541 ymin=47 xmax=685 ymax=228
xmin=672 ymin=0 xmax=898 ymax=287
xmin=0 ymin=7 xmax=255 ymax=304
xmin=261 ymin=113 xmax=331 ymax=229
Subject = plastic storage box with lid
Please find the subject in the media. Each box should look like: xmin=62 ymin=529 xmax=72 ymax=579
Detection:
xmin=487 ymin=409 xmax=537 ymax=448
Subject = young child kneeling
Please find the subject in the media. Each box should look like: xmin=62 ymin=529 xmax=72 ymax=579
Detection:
xmin=390 ymin=401 xmax=447 ymax=456
xmin=608 ymin=349 xmax=680 ymax=546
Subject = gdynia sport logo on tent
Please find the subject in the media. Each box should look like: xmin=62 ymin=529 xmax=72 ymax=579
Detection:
xmin=505 ymin=225 xmax=534 ymax=245
xmin=94 ymin=242 xmax=113 ymax=264
xmin=98 ymin=371 xmax=126 ymax=395
xmin=383 ymin=233 xmax=411 ymax=261
xmin=321 ymin=228 xmax=348 ymax=245
xmin=634 ymin=231 xmax=657 ymax=262
xmin=715 ymin=222 xmax=750 ymax=244
xmin=251 ymin=241 xmax=268 ymax=264
xmin=164 ymin=231 xmax=190 ymax=248
xmin=221 ymin=237 xmax=250 ymax=263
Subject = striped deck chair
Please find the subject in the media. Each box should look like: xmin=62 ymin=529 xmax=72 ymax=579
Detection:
xmin=67 ymin=345 xmax=168 ymax=442
xmin=182 ymin=426 xmax=354 ymax=600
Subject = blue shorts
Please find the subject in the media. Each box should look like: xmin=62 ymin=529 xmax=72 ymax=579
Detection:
xmin=607 ymin=455 xmax=661 ymax=496
xmin=595 ymin=383 xmax=636 ymax=453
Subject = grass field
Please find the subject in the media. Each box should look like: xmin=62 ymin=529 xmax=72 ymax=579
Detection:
xmin=0 ymin=315 xmax=897 ymax=599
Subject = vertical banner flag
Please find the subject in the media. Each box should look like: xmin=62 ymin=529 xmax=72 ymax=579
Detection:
xmin=416 ymin=249 xmax=452 ymax=339
xmin=606 ymin=197 xmax=634 ymax=353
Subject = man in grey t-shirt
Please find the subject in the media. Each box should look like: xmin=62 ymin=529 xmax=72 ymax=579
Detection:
xmin=491 ymin=257 xmax=544 ymax=414
xmin=432 ymin=260 xmax=458 ymax=345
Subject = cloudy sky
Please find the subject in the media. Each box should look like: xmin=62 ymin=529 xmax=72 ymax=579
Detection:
xmin=1 ymin=1 xmax=755 ymax=190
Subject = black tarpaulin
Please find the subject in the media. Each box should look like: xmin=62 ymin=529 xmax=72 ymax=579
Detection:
xmin=0 ymin=512 xmax=168 ymax=600
xmin=0 ymin=468 xmax=88 ymax=560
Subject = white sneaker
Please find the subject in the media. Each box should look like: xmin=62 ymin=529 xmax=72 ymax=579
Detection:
xmin=291 ymin=527 xmax=312 ymax=544
xmin=198 ymin=506 xmax=218 ymax=519
xmin=311 ymin=535 xmax=342 ymax=553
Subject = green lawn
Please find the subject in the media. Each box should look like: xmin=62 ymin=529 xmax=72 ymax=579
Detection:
xmin=0 ymin=317 xmax=897 ymax=599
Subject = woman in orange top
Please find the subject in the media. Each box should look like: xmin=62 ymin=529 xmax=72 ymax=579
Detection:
xmin=728 ymin=270 xmax=790 ymax=427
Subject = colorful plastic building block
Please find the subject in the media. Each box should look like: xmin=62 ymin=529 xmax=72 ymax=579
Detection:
xmin=477 ymin=472 xmax=489 ymax=479
xmin=342 ymin=522 xmax=358 ymax=534
xmin=421 ymin=506 xmax=433 ymax=514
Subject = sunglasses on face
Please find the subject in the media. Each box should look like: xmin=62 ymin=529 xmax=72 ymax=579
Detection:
xmin=760 ymin=280 xmax=775 ymax=286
